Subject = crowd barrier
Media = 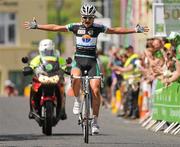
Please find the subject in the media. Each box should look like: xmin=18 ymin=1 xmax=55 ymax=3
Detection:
xmin=141 ymin=80 xmax=180 ymax=135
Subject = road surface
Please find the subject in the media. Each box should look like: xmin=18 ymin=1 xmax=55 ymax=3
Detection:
xmin=0 ymin=96 xmax=180 ymax=147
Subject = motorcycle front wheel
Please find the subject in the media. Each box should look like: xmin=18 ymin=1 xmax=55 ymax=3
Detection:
xmin=42 ymin=101 xmax=53 ymax=135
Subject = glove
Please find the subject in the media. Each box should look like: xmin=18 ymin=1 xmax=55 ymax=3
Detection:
xmin=27 ymin=18 xmax=38 ymax=29
xmin=23 ymin=66 xmax=33 ymax=76
xmin=135 ymin=24 xmax=144 ymax=33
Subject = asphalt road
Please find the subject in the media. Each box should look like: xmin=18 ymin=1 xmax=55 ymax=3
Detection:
xmin=0 ymin=96 xmax=180 ymax=147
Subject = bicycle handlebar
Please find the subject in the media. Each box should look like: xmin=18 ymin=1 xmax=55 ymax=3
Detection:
xmin=71 ymin=74 xmax=104 ymax=88
xmin=71 ymin=75 xmax=102 ymax=80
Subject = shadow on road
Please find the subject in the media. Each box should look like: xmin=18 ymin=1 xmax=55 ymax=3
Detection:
xmin=53 ymin=133 xmax=82 ymax=136
xmin=0 ymin=133 xmax=83 ymax=141
xmin=0 ymin=133 xmax=110 ymax=142
xmin=0 ymin=134 xmax=42 ymax=141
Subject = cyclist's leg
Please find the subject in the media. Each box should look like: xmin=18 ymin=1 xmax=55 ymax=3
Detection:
xmin=89 ymin=62 xmax=101 ymax=134
xmin=88 ymin=61 xmax=101 ymax=117
xmin=71 ymin=67 xmax=81 ymax=97
xmin=90 ymin=79 xmax=101 ymax=117
xmin=71 ymin=57 xmax=83 ymax=96
xmin=71 ymin=67 xmax=82 ymax=115
xmin=71 ymin=58 xmax=82 ymax=114
xmin=90 ymin=78 xmax=101 ymax=134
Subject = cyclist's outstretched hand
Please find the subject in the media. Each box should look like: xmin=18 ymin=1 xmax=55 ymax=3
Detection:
xmin=135 ymin=24 xmax=149 ymax=33
xmin=24 ymin=17 xmax=38 ymax=29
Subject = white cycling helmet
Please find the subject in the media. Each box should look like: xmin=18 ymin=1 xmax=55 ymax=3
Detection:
xmin=38 ymin=39 xmax=55 ymax=57
xmin=80 ymin=4 xmax=96 ymax=16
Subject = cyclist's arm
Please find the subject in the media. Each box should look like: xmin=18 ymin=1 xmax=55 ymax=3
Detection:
xmin=106 ymin=27 xmax=136 ymax=34
xmin=24 ymin=18 xmax=68 ymax=32
xmin=105 ymin=25 xmax=149 ymax=34
xmin=37 ymin=24 xmax=68 ymax=32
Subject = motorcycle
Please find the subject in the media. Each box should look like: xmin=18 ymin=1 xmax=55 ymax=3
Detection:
xmin=22 ymin=56 xmax=71 ymax=135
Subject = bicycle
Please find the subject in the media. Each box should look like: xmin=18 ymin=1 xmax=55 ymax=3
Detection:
xmin=71 ymin=70 xmax=103 ymax=144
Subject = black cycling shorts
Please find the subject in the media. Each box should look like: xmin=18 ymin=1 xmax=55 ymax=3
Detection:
xmin=72 ymin=56 xmax=100 ymax=76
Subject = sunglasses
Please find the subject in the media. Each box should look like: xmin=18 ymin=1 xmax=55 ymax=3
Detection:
xmin=82 ymin=16 xmax=94 ymax=20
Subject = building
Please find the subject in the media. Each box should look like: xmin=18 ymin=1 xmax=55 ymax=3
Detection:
xmin=120 ymin=0 xmax=153 ymax=52
xmin=0 ymin=0 xmax=48 ymax=95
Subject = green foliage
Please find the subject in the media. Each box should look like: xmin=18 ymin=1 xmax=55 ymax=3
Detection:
xmin=48 ymin=0 xmax=81 ymax=24
xmin=48 ymin=0 xmax=120 ymax=25
xmin=47 ymin=0 xmax=120 ymax=53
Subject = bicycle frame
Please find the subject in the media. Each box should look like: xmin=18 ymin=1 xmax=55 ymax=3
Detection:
xmin=71 ymin=73 xmax=102 ymax=143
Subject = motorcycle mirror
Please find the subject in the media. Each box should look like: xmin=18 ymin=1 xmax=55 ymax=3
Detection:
xmin=66 ymin=57 xmax=72 ymax=64
xmin=22 ymin=57 xmax=29 ymax=64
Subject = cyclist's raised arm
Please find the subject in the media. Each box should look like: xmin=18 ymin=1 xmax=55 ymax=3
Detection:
xmin=24 ymin=18 xmax=68 ymax=32
xmin=106 ymin=27 xmax=136 ymax=34
xmin=105 ymin=24 xmax=149 ymax=34
xmin=37 ymin=24 xmax=68 ymax=32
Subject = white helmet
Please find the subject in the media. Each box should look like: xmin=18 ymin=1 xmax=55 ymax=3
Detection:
xmin=38 ymin=39 xmax=55 ymax=57
xmin=80 ymin=4 xmax=96 ymax=16
xmin=5 ymin=80 xmax=15 ymax=87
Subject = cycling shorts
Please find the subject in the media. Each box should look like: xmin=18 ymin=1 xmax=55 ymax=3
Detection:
xmin=72 ymin=56 xmax=100 ymax=76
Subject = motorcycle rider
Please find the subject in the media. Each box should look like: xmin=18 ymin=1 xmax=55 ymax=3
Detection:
xmin=29 ymin=39 xmax=67 ymax=120
xmin=24 ymin=3 xmax=149 ymax=134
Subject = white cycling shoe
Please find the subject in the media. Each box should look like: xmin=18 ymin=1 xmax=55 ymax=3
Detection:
xmin=73 ymin=98 xmax=81 ymax=115
xmin=91 ymin=118 xmax=100 ymax=135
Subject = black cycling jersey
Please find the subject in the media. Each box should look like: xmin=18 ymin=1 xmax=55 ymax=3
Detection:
xmin=66 ymin=22 xmax=107 ymax=58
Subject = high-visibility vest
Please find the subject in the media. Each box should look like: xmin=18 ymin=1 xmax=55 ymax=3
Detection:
xmin=30 ymin=55 xmax=66 ymax=70
xmin=123 ymin=53 xmax=141 ymax=80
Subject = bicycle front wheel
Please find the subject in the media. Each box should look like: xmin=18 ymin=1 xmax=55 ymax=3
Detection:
xmin=83 ymin=93 xmax=90 ymax=143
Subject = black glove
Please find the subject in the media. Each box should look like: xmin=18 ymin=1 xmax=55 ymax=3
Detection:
xmin=135 ymin=24 xmax=144 ymax=33
xmin=28 ymin=18 xmax=38 ymax=29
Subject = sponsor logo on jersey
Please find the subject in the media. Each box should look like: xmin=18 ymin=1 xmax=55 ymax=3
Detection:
xmin=88 ymin=30 xmax=93 ymax=35
xmin=82 ymin=35 xmax=91 ymax=43
xmin=77 ymin=29 xmax=86 ymax=35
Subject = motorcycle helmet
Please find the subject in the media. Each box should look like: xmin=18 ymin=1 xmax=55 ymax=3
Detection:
xmin=38 ymin=39 xmax=55 ymax=57
xmin=80 ymin=4 xmax=96 ymax=16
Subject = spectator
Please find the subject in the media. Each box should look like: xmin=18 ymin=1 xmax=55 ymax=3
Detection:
xmin=163 ymin=32 xmax=180 ymax=84
xmin=111 ymin=45 xmax=141 ymax=119
xmin=108 ymin=47 xmax=124 ymax=112
xmin=4 ymin=80 xmax=18 ymax=96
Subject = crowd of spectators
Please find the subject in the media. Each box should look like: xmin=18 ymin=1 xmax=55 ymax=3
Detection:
xmin=98 ymin=31 xmax=180 ymax=120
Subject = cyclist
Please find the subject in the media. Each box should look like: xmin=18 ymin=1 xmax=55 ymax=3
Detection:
xmin=29 ymin=39 xmax=67 ymax=120
xmin=24 ymin=3 xmax=149 ymax=134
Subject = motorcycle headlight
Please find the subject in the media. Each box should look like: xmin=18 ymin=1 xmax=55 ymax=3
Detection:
xmin=49 ymin=75 xmax=59 ymax=83
xmin=38 ymin=75 xmax=49 ymax=83
xmin=38 ymin=74 xmax=59 ymax=84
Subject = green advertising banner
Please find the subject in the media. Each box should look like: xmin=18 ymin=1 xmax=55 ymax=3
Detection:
xmin=152 ymin=80 xmax=180 ymax=123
